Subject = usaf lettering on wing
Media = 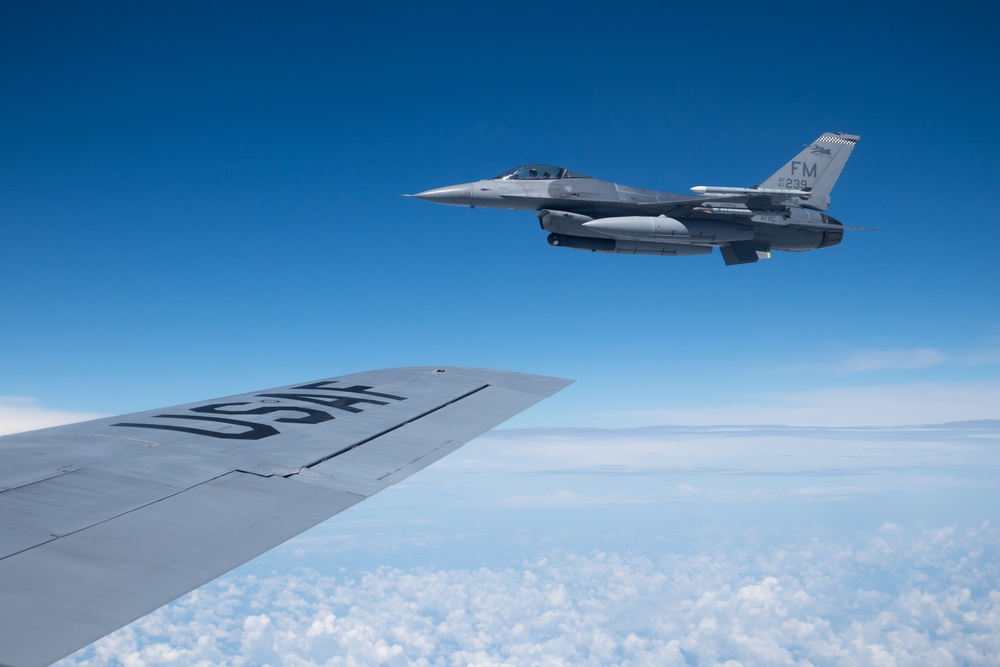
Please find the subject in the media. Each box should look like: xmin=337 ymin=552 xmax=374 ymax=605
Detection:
xmin=113 ymin=381 xmax=408 ymax=440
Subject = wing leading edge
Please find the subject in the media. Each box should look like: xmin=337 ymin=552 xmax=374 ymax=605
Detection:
xmin=0 ymin=366 xmax=572 ymax=667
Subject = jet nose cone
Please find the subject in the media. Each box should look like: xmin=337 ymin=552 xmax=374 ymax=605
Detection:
xmin=413 ymin=183 xmax=474 ymax=207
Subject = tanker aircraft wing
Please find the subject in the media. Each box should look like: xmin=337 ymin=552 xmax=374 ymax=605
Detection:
xmin=0 ymin=366 xmax=571 ymax=667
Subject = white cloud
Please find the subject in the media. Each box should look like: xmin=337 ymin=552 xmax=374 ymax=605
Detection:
xmin=963 ymin=346 xmax=1000 ymax=367
xmin=0 ymin=397 xmax=104 ymax=436
xmin=836 ymin=347 xmax=949 ymax=373
xmin=616 ymin=381 xmax=1000 ymax=426
xmin=788 ymin=342 xmax=1000 ymax=376
xmin=56 ymin=524 xmax=1000 ymax=667
xmin=467 ymin=420 xmax=1000 ymax=482
xmin=499 ymin=488 xmax=657 ymax=509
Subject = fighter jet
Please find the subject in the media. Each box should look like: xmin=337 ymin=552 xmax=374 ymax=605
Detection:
xmin=411 ymin=132 xmax=866 ymax=265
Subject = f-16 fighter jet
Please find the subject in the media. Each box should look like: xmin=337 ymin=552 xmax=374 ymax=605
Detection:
xmin=411 ymin=133 xmax=865 ymax=265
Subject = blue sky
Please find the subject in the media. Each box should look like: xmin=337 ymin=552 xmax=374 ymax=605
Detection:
xmin=2 ymin=1 xmax=1000 ymax=664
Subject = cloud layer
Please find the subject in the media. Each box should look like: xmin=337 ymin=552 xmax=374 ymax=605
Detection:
xmin=616 ymin=382 xmax=1000 ymax=427
xmin=0 ymin=397 xmax=104 ymax=436
xmin=15 ymin=412 xmax=1000 ymax=666
xmin=60 ymin=523 xmax=1000 ymax=666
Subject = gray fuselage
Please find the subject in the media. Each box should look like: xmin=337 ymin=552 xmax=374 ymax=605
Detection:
xmin=415 ymin=167 xmax=843 ymax=262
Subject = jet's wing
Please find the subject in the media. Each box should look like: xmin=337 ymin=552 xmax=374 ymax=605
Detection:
xmin=0 ymin=366 xmax=571 ymax=667
xmin=631 ymin=195 xmax=733 ymax=215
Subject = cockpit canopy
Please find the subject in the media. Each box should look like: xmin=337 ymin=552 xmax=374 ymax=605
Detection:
xmin=494 ymin=164 xmax=592 ymax=181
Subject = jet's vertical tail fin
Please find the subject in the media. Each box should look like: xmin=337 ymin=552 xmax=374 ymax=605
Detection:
xmin=759 ymin=132 xmax=859 ymax=210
